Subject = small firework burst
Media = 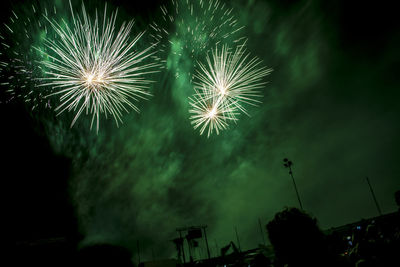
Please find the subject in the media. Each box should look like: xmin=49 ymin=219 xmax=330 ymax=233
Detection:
xmin=189 ymin=43 xmax=272 ymax=137
xmin=0 ymin=4 xmax=55 ymax=109
xmin=189 ymin=87 xmax=238 ymax=137
xmin=37 ymin=1 xmax=159 ymax=132
xmin=150 ymin=0 xmax=245 ymax=63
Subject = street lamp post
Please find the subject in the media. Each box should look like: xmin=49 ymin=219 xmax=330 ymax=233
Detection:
xmin=366 ymin=177 xmax=382 ymax=216
xmin=283 ymin=158 xmax=303 ymax=209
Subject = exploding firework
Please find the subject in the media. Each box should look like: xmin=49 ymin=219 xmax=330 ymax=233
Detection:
xmin=189 ymin=87 xmax=239 ymax=137
xmin=37 ymin=2 xmax=159 ymax=131
xmin=189 ymin=43 xmax=272 ymax=137
xmin=150 ymin=0 xmax=245 ymax=73
xmin=0 ymin=4 xmax=55 ymax=109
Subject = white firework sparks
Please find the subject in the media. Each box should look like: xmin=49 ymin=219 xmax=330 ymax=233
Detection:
xmin=38 ymin=1 xmax=159 ymax=131
xmin=189 ymin=86 xmax=239 ymax=137
xmin=0 ymin=4 xmax=55 ymax=109
xmin=189 ymin=43 xmax=272 ymax=137
xmin=150 ymin=0 xmax=245 ymax=61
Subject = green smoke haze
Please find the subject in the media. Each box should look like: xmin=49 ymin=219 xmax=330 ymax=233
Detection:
xmin=1 ymin=0 xmax=399 ymax=262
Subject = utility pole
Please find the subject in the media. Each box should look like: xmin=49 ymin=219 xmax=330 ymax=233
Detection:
xmin=234 ymin=226 xmax=241 ymax=252
xmin=177 ymin=229 xmax=186 ymax=264
xmin=283 ymin=158 xmax=303 ymax=209
xmin=366 ymin=177 xmax=382 ymax=216
xmin=137 ymin=240 xmax=141 ymax=264
xmin=202 ymin=226 xmax=211 ymax=259
xmin=258 ymin=218 xmax=266 ymax=245
xmin=177 ymin=225 xmax=210 ymax=262
xmin=214 ymin=239 xmax=219 ymax=257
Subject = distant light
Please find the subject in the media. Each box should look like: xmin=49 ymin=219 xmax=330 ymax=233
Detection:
xmin=85 ymin=73 xmax=95 ymax=84
xmin=207 ymin=107 xmax=217 ymax=118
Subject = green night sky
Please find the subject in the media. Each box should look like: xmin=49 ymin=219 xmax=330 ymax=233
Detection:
xmin=1 ymin=0 xmax=399 ymax=262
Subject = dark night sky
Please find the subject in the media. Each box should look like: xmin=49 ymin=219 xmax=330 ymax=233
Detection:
xmin=1 ymin=0 xmax=400 ymax=261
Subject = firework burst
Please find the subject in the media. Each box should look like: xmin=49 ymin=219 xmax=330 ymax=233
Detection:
xmin=37 ymin=2 xmax=159 ymax=132
xmin=150 ymin=0 xmax=245 ymax=68
xmin=0 ymin=4 xmax=55 ymax=109
xmin=189 ymin=87 xmax=238 ymax=137
xmin=189 ymin=43 xmax=272 ymax=137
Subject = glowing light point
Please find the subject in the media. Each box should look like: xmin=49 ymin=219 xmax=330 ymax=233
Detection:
xmin=218 ymin=85 xmax=227 ymax=96
xmin=207 ymin=107 xmax=217 ymax=118
xmin=86 ymin=73 xmax=95 ymax=84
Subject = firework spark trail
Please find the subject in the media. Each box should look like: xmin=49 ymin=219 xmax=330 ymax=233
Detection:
xmin=150 ymin=0 xmax=245 ymax=64
xmin=37 ymin=1 xmax=159 ymax=132
xmin=189 ymin=44 xmax=272 ymax=137
xmin=189 ymin=87 xmax=238 ymax=137
xmin=0 ymin=4 xmax=55 ymax=108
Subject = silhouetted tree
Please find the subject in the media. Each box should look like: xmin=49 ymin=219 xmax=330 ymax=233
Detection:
xmin=395 ymin=190 xmax=400 ymax=210
xmin=266 ymin=207 xmax=349 ymax=267
xmin=252 ymin=253 xmax=272 ymax=267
